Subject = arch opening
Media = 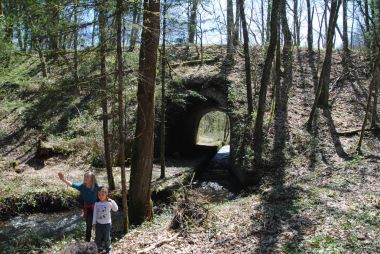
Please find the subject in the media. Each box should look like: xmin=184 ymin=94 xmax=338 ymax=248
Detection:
xmin=196 ymin=111 xmax=230 ymax=147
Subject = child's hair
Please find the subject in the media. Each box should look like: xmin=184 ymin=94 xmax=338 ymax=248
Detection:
xmin=84 ymin=171 xmax=97 ymax=190
xmin=99 ymin=186 xmax=109 ymax=194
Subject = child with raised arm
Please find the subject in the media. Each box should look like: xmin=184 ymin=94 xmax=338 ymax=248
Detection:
xmin=92 ymin=186 xmax=118 ymax=254
xmin=58 ymin=171 xmax=99 ymax=242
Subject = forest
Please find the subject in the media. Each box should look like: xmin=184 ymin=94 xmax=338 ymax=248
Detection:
xmin=0 ymin=0 xmax=379 ymax=253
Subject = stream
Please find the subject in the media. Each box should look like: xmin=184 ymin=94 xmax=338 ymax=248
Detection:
xmin=0 ymin=145 xmax=238 ymax=253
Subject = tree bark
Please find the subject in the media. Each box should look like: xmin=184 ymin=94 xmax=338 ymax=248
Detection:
xmin=73 ymin=0 xmax=79 ymax=83
xmin=238 ymin=0 xmax=253 ymax=115
xmin=115 ymin=0 xmax=129 ymax=233
xmin=253 ymin=0 xmax=281 ymax=163
xmin=129 ymin=0 xmax=142 ymax=52
xmin=160 ymin=0 xmax=167 ymax=179
xmin=306 ymin=0 xmax=314 ymax=52
xmin=188 ymin=0 xmax=198 ymax=44
xmin=342 ymin=0 xmax=349 ymax=68
xmin=99 ymin=0 xmax=115 ymax=191
xmin=226 ymin=0 xmax=234 ymax=60
xmin=307 ymin=0 xmax=342 ymax=128
xmin=293 ymin=0 xmax=300 ymax=46
xmin=233 ymin=0 xmax=240 ymax=46
xmin=129 ymin=0 xmax=160 ymax=225
xmin=273 ymin=0 xmax=293 ymax=162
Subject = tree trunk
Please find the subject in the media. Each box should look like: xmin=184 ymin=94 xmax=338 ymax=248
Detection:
xmin=293 ymin=0 xmax=300 ymax=46
xmin=129 ymin=0 xmax=142 ymax=52
xmin=188 ymin=0 xmax=198 ymax=44
xmin=129 ymin=0 xmax=160 ymax=225
xmin=358 ymin=55 xmax=380 ymax=150
xmin=260 ymin=0 xmax=265 ymax=44
xmin=253 ymin=0 xmax=281 ymax=163
xmin=274 ymin=0 xmax=293 ymax=161
xmin=318 ymin=0 xmax=341 ymax=107
xmin=99 ymin=0 xmax=115 ymax=191
xmin=233 ymin=0 xmax=240 ymax=46
xmin=226 ymin=0 xmax=234 ymax=60
xmin=306 ymin=0 xmax=313 ymax=52
xmin=307 ymin=0 xmax=342 ymax=128
xmin=266 ymin=0 xmax=272 ymax=42
xmin=115 ymin=0 xmax=129 ymax=233
xmin=160 ymin=0 xmax=167 ymax=179
xmin=342 ymin=0 xmax=349 ymax=68
xmin=364 ymin=0 xmax=370 ymax=33
xmin=238 ymin=0 xmax=253 ymax=115
xmin=73 ymin=0 xmax=79 ymax=83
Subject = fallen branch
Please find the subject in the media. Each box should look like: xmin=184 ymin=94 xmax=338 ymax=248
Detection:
xmin=171 ymin=57 xmax=220 ymax=68
xmin=337 ymin=128 xmax=380 ymax=136
xmin=137 ymin=233 xmax=180 ymax=254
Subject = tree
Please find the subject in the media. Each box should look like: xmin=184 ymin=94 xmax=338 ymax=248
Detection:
xmin=129 ymin=0 xmax=142 ymax=52
xmin=253 ymin=0 xmax=281 ymax=163
xmin=73 ymin=0 xmax=80 ymax=84
xmin=115 ymin=0 xmax=128 ymax=233
xmin=98 ymin=0 xmax=115 ymax=191
xmin=160 ymin=0 xmax=168 ymax=179
xmin=238 ymin=0 xmax=253 ymax=115
xmin=306 ymin=0 xmax=314 ymax=52
xmin=342 ymin=0 xmax=349 ymax=67
xmin=274 ymin=0 xmax=293 ymax=161
xmin=226 ymin=0 xmax=234 ymax=60
xmin=188 ymin=0 xmax=199 ymax=44
xmin=129 ymin=0 xmax=160 ymax=225
xmin=307 ymin=0 xmax=342 ymax=129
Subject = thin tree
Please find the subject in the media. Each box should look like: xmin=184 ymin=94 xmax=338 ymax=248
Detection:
xmin=73 ymin=0 xmax=79 ymax=84
xmin=189 ymin=0 xmax=199 ymax=44
xmin=306 ymin=0 xmax=342 ymax=129
xmin=129 ymin=0 xmax=160 ymax=225
xmin=98 ymin=0 xmax=115 ymax=191
xmin=160 ymin=0 xmax=167 ymax=179
xmin=115 ymin=0 xmax=128 ymax=233
xmin=129 ymin=0 xmax=142 ymax=52
xmin=306 ymin=0 xmax=314 ymax=52
xmin=253 ymin=0 xmax=281 ymax=163
xmin=342 ymin=0 xmax=349 ymax=68
xmin=238 ymin=0 xmax=253 ymax=115
xmin=226 ymin=0 xmax=234 ymax=60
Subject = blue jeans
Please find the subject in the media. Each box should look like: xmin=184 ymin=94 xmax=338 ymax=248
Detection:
xmin=95 ymin=223 xmax=112 ymax=253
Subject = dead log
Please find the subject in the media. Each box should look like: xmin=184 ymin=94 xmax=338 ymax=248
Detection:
xmin=337 ymin=128 xmax=380 ymax=136
xmin=171 ymin=57 xmax=220 ymax=68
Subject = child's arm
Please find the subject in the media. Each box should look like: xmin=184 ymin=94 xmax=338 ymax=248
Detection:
xmin=92 ymin=203 xmax=97 ymax=226
xmin=58 ymin=172 xmax=73 ymax=187
xmin=108 ymin=199 xmax=118 ymax=212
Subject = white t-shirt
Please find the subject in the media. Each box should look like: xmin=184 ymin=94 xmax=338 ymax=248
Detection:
xmin=92 ymin=200 xmax=118 ymax=225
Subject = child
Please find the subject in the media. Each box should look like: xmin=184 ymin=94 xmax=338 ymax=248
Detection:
xmin=92 ymin=186 xmax=118 ymax=254
xmin=58 ymin=171 xmax=98 ymax=242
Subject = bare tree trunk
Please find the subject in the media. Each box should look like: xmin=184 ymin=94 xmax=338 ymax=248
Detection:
xmin=129 ymin=0 xmax=160 ymax=225
xmin=342 ymin=0 xmax=349 ymax=68
xmin=293 ymin=0 xmax=300 ymax=46
xmin=274 ymin=0 xmax=293 ymax=161
xmin=306 ymin=0 xmax=314 ymax=52
xmin=226 ymin=0 xmax=234 ymax=60
xmin=233 ymin=0 xmax=240 ymax=46
xmin=73 ymin=0 xmax=79 ymax=84
xmin=129 ymin=0 xmax=142 ymax=52
xmin=188 ymin=0 xmax=198 ymax=44
xmin=115 ymin=0 xmax=128 ymax=233
xmin=160 ymin=0 xmax=167 ymax=179
xmin=358 ymin=55 xmax=379 ymax=150
xmin=253 ymin=0 xmax=281 ymax=163
xmin=364 ymin=0 xmax=370 ymax=33
xmin=260 ymin=0 xmax=265 ymax=44
xmin=99 ymin=0 xmax=115 ymax=191
xmin=307 ymin=0 xmax=342 ymax=128
xmin=239 ymin=0 xmax=253 ymax=115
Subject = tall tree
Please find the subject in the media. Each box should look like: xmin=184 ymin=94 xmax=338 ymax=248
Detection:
xmin=188 ymin=0 xmax=198 ymax=44
xmin=253 ymin=0 xmax=281 ymax=163
xmin=342 ymin=0 xmax=349 ymax=67
xmin=115 ymin=0 xmax=128 ymax=233
xmin=226 ymin=0 xmax=234 ymax=60
xmin=160 ymin=0 xmax=167 ymax=179
xmin=274 ymin=0 xmax=293 ymax=160
xmin=129 ymin=0 xmax=160 ymax=225
xmin=238 ymin=0 xmax=253 ymax=115
xmin=98 ymin=0 xmax=115 ymax=191
xmin=233 ymin=0 xmax=240 ymax=46
xmin=307 ymin=0 xmax=342 ymax=128
xmin=129 ymin=0 xmax=142 ymax=51
xmin=293 ymin=0 xmax=300 ymax=46
xmin=306 ymin=0 xmax=314 ymax=52
xmin=73 ymin=0 xmax=80 ymax=83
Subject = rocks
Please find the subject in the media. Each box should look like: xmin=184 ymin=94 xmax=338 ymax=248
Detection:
xmin=61 ymin=241 xmax=98 ymax=254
